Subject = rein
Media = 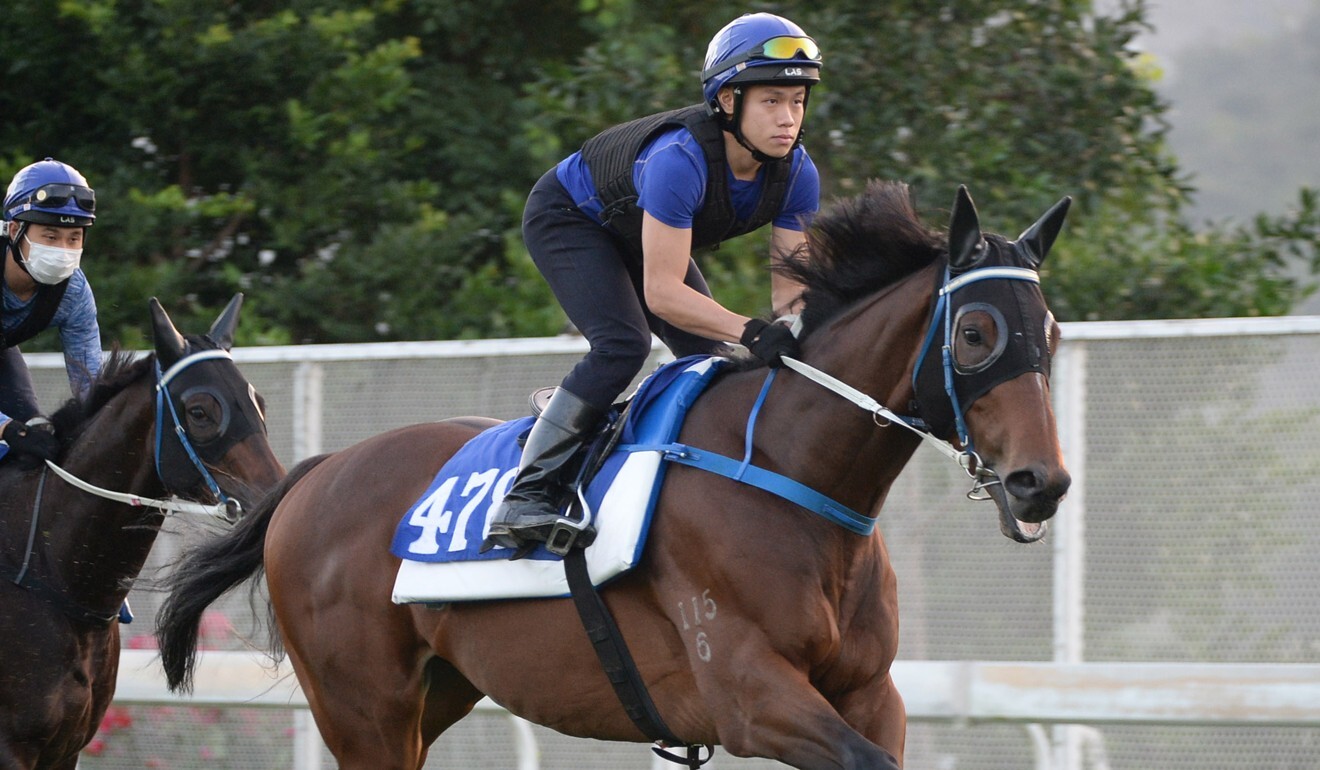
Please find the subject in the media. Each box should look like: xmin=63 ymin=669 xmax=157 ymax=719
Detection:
xmin=43 ymin=460 xmax=237 ymax=519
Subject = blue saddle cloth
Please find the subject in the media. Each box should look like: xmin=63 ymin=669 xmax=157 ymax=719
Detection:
xmin=390 ymin=355 xmax=728 ymax=564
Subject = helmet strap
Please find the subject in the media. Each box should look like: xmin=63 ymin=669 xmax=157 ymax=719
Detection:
xmin=9 ymin=223 xmax=38 ymax=278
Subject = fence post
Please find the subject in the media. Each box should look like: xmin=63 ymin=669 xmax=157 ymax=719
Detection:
xmin=292 ymin=360 xmax=323 ymax=464
xmin=1050 ymin=341 xmax=1090 ymax=770
xmin=291 ymin=357 xmax=325 ymax=769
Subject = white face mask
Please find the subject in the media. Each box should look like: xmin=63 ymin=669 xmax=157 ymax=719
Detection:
xmin=22 ymin=236 xmax=82 ymax=285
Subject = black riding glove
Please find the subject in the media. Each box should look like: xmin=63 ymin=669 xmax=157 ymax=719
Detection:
xmin=2 ymin=418 xmax=59 ymax=467
xmin=740 ymin=319 xmax=800 ymax=368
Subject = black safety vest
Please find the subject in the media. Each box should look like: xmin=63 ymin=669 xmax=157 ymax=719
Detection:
xmin=0 ymin=236 xmax=69 ymax=349
xmin=580 ymin=104 xmax=792 ymax=257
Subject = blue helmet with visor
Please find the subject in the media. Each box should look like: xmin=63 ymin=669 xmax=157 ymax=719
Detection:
xmin=3 ymin=158 xmax=96 ymax=228
xmin=701 ymin=13 xmax=822 ymax=115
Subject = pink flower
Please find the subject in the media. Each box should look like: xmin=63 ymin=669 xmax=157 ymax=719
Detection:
xmin=101 ymin=706 xmax=134 ymax=731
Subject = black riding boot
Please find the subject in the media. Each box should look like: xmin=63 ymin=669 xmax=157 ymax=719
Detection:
xmin=483 ymin=388 xmax=604 ymax=553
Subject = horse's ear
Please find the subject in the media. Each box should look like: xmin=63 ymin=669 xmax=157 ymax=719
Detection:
xmin=151 ymin=298 xmax=187 ymax=368
xmin=949 ymin=185 xmax=986 ymax=271
xmin=208 ymin=293 xmax=244 ymax=351
xmin=1015 ymin=196 xmax=1072 ymax=267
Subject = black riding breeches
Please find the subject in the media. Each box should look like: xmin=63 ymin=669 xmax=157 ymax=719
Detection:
xmin=523 ymin=169 xmax=725 ymax=412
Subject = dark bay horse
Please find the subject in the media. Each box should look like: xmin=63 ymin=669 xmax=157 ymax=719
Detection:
xmin=0 ymin=296 xmax=284 ymax=769
xmin=157 ymin=183 xmax=1071 ymax=769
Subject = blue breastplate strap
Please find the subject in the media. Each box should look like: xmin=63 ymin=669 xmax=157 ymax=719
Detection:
xmin=614 ymin=442 xmax=875 ymax=536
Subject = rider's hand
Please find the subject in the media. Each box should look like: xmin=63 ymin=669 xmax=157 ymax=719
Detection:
xmin=740 ymin=319 xmax=800 ymax=368
xmin=2 ymin=418 xmax=59 ymax=467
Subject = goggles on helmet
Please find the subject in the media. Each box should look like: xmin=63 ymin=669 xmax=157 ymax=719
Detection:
xmin=702 ymin=36 xmax=821 ymax=81
xmin=17 ymin=183 xmax=97 ymax=214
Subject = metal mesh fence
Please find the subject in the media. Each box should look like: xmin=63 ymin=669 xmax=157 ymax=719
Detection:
xmin=22 ymin=319 xmax=1319 ymax=769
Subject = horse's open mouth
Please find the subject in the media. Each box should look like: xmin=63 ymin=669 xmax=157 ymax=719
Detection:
xmin=986 ymin=483 xmax=1050 ymax=543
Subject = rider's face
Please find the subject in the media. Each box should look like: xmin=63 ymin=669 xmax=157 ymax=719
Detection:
xmin=722 ymin=84 xmax=807 ymax=159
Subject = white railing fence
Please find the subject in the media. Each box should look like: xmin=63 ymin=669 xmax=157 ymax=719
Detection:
xmin=111 ymin=650 xmax=1320 ymax=770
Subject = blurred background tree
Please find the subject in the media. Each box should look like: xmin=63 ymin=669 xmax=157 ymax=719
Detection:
xmin=2 ymin=0 xmax=1315 ymax=349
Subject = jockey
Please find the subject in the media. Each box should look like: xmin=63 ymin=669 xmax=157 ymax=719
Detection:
xmin=1 ymin=158 xmax=126 ymax=621
xmin=484 ymin=13 xmax=823 ymax=554
xmin=1 ymin=158 xmax=102 ymax=469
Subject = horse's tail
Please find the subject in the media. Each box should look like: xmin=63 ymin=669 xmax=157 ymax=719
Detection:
xmin=156 ymin=453 xmax=332 ymax=693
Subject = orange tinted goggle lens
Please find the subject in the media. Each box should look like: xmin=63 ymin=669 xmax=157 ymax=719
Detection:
xmin=757 ymin=36 xmax=820 ymax=61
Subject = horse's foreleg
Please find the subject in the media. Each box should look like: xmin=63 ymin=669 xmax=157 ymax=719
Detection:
xmin=418 ymin=656 xmax=484 ymax=752
xmin=698 ymin=654 xmax=900 ymax=770
xmin=836 ymin=672 xmax=906 ymax=766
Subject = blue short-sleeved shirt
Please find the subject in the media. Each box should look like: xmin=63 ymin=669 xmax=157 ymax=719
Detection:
xmin=2 ymin=268 xmax=102 ymax=399
xmin=556 ymin=126 xmax=819 ymax=235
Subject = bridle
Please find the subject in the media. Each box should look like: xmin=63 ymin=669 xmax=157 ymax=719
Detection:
xmin=153 ymin=348 xmax=243 ymax=518
xmin=43 ymin=347 xmax=247 ymax=521
xmin=779 ymin=261 xmax=1045 ymax=501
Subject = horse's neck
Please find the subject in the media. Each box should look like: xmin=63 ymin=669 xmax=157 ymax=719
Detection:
xmin=715 ymin=270 xmax=936 ymax=519
xmin=40 ymin=381 xmax=163 ymax=603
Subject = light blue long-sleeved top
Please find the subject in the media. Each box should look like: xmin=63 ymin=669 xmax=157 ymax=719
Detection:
xmin=1 ymin=268 xmax=102 ymax=424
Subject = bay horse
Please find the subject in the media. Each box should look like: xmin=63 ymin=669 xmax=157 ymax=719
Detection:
xmin=157 ymin=182 xmax=1071 ymax=769
xmin=0 ymin=296 xmax=285 ymax=769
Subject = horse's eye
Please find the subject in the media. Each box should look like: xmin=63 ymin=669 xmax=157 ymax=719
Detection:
xmin=181 ymin=392 xmax=225 ymax=443
xmin=951 ymin=303 xmax=1008 ymax=374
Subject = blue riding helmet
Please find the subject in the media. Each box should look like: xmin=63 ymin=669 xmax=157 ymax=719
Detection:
xmin=3 ymin=158 xmax=96 ymax=228
xmin=701 ymin=13 xmax=822 ymax=114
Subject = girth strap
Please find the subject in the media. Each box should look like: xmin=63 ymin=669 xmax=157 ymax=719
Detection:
xmin=563 ymin=549 xmax=712 ymax=768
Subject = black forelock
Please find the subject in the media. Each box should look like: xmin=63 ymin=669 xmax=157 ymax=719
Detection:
xmin=49 ymin=346 xmax=157 ymax=450
xmin=775 ymin=180 xmax=947 ymax=340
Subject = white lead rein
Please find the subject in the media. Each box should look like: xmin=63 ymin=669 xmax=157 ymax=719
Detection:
xmin=777 ymin=355 xmax=970 ymax=468
xmin=44 ymin=459 xmax=236 ymax=519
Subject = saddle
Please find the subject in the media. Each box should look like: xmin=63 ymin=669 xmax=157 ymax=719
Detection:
xmin=389 ymin=355 xmax=728 ymax=601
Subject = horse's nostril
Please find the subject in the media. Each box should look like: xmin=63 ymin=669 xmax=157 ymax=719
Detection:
xmin=1004 ymin=469 xmax=1043 ymax=499
xmin=1005 ymin=467 xmax=1069 ymax=500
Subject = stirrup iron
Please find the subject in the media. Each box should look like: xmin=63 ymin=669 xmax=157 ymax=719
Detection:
xmin=544 ymin=486 xmax=596 ymax=556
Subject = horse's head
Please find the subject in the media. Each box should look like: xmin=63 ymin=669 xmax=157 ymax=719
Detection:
xmin=151 ymin=294 xmax=285 ymax=518
xmin=912 ymin=186 xmax=1072 ymax=541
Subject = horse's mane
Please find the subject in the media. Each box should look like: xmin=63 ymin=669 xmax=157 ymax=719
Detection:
xmin=49 ymin=346 xmax=158 ymax=451
xmin=777 ymin=180 xmax=947 ymax=340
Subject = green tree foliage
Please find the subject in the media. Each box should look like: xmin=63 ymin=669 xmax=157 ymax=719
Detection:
xmin=1 ymin=0 xmax=1315 ymax=350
